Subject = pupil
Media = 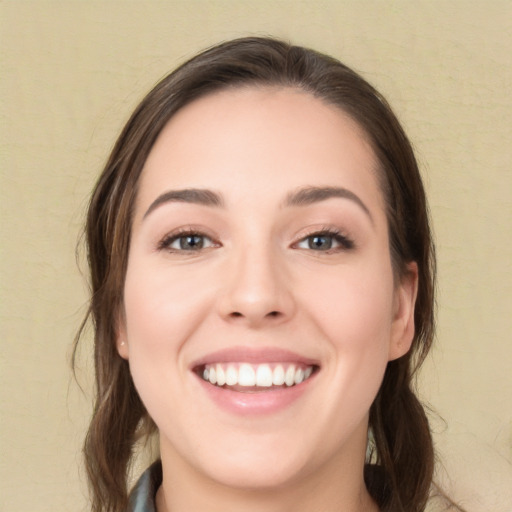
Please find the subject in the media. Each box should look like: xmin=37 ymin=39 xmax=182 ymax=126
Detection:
xmin=181 ymin=235 xmax=203 ymax=249
xmin=310 ymin=235 xmax=332 ymax=250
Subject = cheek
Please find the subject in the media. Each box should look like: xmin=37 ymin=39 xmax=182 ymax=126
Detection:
xmin=123 ymin=257 xmax=213 ymax=345
xmin=121 ymin=264 xmax=221 ymax=447
xmin=299 ymin=259 xmax=395 ymax=407
xmin=302 ymin=257 xmax=395 ymax=346
xmin=121 ymin=258 xmax=216 ymax=400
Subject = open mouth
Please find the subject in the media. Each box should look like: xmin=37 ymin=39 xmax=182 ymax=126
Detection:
xmin=195 ymin=362 xmax=319 ymax=392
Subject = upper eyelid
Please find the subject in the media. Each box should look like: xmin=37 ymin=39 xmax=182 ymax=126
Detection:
xmin=157 ymin=228 xmax=219 ymax=250
xmin=161 ymin=226 xmax=216 ymax=239
xmin=292 ymin=226 xmax=348 ymax=241
xmin=291 ymin=227 xmax=355 ymax=250
xmin=155 ymin=225 xmax=354 ymax=248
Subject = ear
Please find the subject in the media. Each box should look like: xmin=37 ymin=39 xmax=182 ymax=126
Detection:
xmin=117 ymin=337 xmax=129 ymax=360
xmin=116 ymin=314 xmax=129 ymax=360
xmin=388 ymin=262 xmax=418 ymax=361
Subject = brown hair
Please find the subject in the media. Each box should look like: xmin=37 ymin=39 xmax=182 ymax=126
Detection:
xmin=76 ymin=37 xmax=436 ymax=512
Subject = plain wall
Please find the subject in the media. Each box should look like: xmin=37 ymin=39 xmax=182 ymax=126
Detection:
xmin=1 ymin=1 xmax=511 ymax=511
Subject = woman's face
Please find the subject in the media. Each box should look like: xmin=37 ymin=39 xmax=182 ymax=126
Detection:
xmin=118 ymin=87 xmax=417 ymax=491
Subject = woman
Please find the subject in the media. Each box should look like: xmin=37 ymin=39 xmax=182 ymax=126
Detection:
xmin=76 ymin=37 xmax=445 ymax=512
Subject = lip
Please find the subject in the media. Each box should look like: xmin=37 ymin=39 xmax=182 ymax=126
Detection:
xmin=190 ymin=346 xmax=320 ymax=368
xmin=194 ymin=370 xmax=317 ymax=415
xmin=190 ymin=346 xmax=320 ymax=415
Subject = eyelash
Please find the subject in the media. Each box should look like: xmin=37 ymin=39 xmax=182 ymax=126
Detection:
xmin=157 ymin=227 xmax=355 ymax=254
xmin=293 ymin=228 xmax=355 ymax=253
xmin=157 ymin=228 xmax=218 ymax=253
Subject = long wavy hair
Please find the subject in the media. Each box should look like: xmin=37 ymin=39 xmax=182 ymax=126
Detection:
xmin=75 ymin=36 xmax=436 ymax=512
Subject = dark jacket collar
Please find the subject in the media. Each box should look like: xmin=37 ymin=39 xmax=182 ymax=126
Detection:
xmin=127 ymin=461 xmax=162 ymax=512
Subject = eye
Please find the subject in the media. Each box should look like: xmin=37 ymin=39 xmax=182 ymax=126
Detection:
xmin=158 ymin=230 xmax=217 ymax=252
xmin=295 ymin=230 xmax=354 ymax=252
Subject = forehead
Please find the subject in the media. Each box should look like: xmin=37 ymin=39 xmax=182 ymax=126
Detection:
xmin=136 ymin=86 xmax=385 ymax=216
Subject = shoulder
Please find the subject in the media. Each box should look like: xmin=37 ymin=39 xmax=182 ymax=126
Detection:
xmin=126 ymin=461 xmax=162 ymax=512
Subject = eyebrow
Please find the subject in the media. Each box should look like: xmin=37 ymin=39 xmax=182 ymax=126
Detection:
xmin=284 ymin=186 xmax=373 ymax=223
xmin=143 ymin=188 xmax=224 ymax=219
xmin=143 ymin=185 xmax=373 ymax=223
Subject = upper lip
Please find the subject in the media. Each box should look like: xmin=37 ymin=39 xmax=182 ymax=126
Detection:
xmin=190 ymin=346 xmax=320 ymax=369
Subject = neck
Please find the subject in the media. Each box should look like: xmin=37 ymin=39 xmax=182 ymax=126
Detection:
xmin=156 ymin=478 xmax=377 ymax=512
xmin=155 ymin=433 xmax=379 ymax=512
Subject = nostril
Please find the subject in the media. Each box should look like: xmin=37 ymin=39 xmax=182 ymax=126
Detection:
xmin=228 ymin=311 xmax=281 ymax=319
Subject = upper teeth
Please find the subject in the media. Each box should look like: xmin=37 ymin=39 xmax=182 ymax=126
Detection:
xmin=202 ymin=363 xmax=314 ymax=388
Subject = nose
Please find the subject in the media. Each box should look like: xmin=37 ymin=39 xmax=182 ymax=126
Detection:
xmin=217 ymin=244 xmax=295 ymax=328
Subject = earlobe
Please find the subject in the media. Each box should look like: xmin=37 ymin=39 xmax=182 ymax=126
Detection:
xmin=117 ymin=338 xmax=129 ymax=360
xmin=116 ymin=319 xmax=129 ymax=360
xmin=116 ymin=308 xmax=130 ymax=359
xmin=388 ymin=262 xmax=418 ymax=361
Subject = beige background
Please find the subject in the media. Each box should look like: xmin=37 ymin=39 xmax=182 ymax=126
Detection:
xmin=1 ymin=1 xmax=511 ymax=511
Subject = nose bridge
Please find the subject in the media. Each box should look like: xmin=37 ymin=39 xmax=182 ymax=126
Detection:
xmin=219 ymin=237 xmax=293 ymax=325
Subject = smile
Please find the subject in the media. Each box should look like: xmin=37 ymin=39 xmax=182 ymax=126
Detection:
xmin=200 ymin=362 xmax=316 ymax=390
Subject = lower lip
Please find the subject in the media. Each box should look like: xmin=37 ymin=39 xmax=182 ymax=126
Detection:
xmin=195 ymin=373 xmax=316 ymax=415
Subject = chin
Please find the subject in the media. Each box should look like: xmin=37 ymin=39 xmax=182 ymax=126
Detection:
xmin=159 ymin=423 xmax=324 ymax=492
xmin=198 ymin=451 xmax=314 ymax=491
